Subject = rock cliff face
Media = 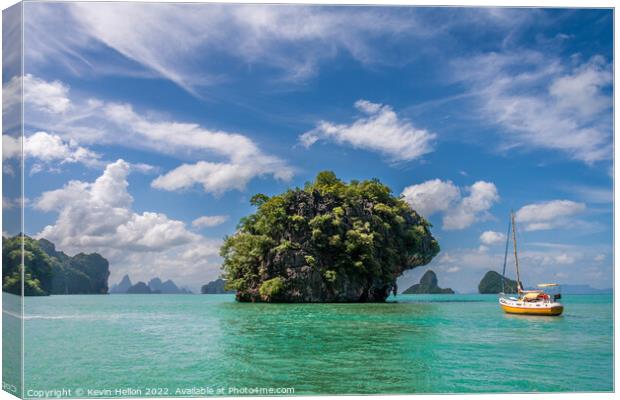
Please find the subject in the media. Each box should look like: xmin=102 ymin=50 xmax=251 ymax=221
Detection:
xmin=126 ymin=282 xmax=152 ymax=294
xmin=221 ymin=171 xmax=440 ymax=303
xmin=2 ymin=235 xmax=109 ymax=296
xmin=38 ymin=239 xmax=110 ymax=295
xmin=402 ymin=270 xmax=454 ymax=294
xmin=478 ymin=271 xmax=518 ymax=294
xmin=110 ymin=275 xmax=133 ymax=293
xmin=201 ymin=278 xmax=235 ymax=294
xmin=149 ymin=278 xmax=190 ymax=294
xmin=110 ymin=275 xmax=190 ymax=294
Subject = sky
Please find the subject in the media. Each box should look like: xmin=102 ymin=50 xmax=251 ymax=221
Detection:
xmin=2 ymin=3 xmax=613 ymax=293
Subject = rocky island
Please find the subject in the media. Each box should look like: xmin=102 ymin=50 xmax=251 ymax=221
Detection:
xmin=478 ymin=270 xmax=519 ymax=294
xmin=201 ymin=278 xmax=235 ymax=294
xmin=2 ymin=235 xmax=110 ymax=296
xmin=110 ymin=275 xmax=191 ymax=294
xmin=402 ymin=270 xmax=454 ymax=294
xmin=221 ymin=171 xmax=439 ymax=302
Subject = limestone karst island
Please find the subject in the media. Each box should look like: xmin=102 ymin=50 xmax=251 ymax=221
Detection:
xmin=221 ymin=171 xmax=440 ymax=302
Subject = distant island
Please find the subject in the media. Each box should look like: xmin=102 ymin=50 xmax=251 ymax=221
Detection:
xmin=3 ymin=235 xmax=109 ymax=296
xmin=201 ymin=278 xmax=235 ymax=294
xmin=476 ymin=270 xmax=611 ymax=295
xmin=221 ymin=171 xmax=439 ymax=302
xmin=478 ymin=271 xmax=519 ymax=294
xmin=402 ymin=270 xmax=454 ymax=294
xmin=110 ymin=275 xmax=191 ymax=294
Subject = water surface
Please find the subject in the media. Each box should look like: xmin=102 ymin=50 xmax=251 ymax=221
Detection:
xmin=13 ymin=293 xmax=613 ymax=396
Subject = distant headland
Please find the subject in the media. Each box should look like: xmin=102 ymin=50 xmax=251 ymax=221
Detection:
xmin=110 ymin=275 xmax=192 ymax=294
xmin=3 ymin=235 xmax=109 ymax=296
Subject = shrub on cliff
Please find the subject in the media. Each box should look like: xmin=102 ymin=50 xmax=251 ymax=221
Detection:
xmin=2 ymin=236 xmax=53 ymax=296
xmin=221 ymin=171 xmax=440 ymax=302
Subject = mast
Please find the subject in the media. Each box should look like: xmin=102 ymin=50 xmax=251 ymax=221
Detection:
xmin=500 ymin=216 xmax=511 ymax=294
xmin=511 ymin=211 xmax=522 ymax=293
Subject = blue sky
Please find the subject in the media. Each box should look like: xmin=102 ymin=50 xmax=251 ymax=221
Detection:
xmin=3 ymin=4 xmax=613 ymax=292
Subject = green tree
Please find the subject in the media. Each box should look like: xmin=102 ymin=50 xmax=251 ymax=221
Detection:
xmin=221 ymin=171 xmax=440 ymax=302
xmin=2 ymin=235 xmax=53 ymax=296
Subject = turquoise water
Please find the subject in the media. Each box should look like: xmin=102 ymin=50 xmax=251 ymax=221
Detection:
xmin=12 ymin=293 xmax=614 ymax=396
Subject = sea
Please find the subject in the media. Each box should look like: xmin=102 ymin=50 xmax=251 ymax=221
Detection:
xmin=3 ymin=292 xmax=613 ymax=396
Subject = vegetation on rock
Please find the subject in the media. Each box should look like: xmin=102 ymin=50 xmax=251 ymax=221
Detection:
xmin=2 ymin=235 xmax=110 ymax=296
xmin=402 ymin=270 xmax=454 ymax=294
xmin=221 ymin=171 xmax=439 ymax=302
xmin=2 ymin=235 xmax=53 ymax=296
xmin=478 ymin=270 xmax=519 ymax=294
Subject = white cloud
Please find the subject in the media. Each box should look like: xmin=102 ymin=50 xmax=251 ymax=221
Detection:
xmin=594 ymin=254 xmax=605 ymax=262
xmin=104 ymin=103 xmax=294 ymax=194
xmin=480 ymin=230 xmax=506 ymax=245
xmin=300 ymin=100 xmax=436 ymax=162
xmin=25 ymin=3 xmax=425 ymax=91
xmin=401 ymin=179 xmax=460 ymax=216
xmin=402 ymin=179 xmax=499 ymax=230
xmin=3 ymin=131 xmax=103 ymax=174
xmin=442 ymin=181 xmax=499 ymax=230
xmin=24 ymin=74 xmax=71 ymax=114
xmin=515 ymin=200 xmax=586 ymax=231
xmin=4 ymin=74 xmax=71 ymax=118
xmin=14 ymin=75 xmax=292 ymax=194
xmin=35 ymin=159 xmax=201 ymax=252
xmin=33 ymin=159 xmax=224 ymax=291
xmin=2 ymin=196 xmax=28 ymax=210
xmin=192 ymin=215 xmax=229 ymax=228
xmin=411 ymin=241 xmax=611 ymax=293
xmin=2 ymin=135 xmax=20 ymax=161
xmin=25 ymin=131 xmax=102 ymax=170
xmin=455 ymin=52 xmax=612 ymax=164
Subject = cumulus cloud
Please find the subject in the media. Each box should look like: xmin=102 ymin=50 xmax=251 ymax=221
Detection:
xmin=3 ymin=131 xmax=104 ymax=174
xmin=35 ymin=159 xmax=201 ymax=252
xmin=402 ymin=179 xmax=499 ymax=230
xmin=4 ymin=74 xmax=71 ymax=117
xmin=33 ymin=159 xmax=224 ymax=290
xmin=442 ymin=181 xmax=499 ymax=230
xmin=300 ymin=100 xmax=436 ymax=162
xmin=2 ymin=135 xmax=20 ymax=161
xmin=480 ymin=230 xmax=506 ymax=245
xmin=516 ymin=200 xmax=586 ymax=231
xmin=455 ymin=51 xmax=612 ymax=164
xmin=192 ymin=215 xmax=229 ymax=228
xmin=400 ymin=179 xmax=460 ymax=216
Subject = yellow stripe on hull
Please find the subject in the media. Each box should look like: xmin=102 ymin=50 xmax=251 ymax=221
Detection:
xmin=500 ymin=304 xmax=564 ymax=316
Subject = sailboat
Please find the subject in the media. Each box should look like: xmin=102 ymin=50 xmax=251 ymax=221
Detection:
xmin=498 ymin=212 xmax=564 ymax=316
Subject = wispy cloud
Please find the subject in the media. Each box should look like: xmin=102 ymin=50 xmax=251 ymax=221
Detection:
xmin=192 ymin=215 xmax=229 ymax=229
xmin=515 ymin=200 xmax=586 ymax=231
xmin=25 ymin=3 xmax=429 ymax=92
xmin=454 ymin=51 xmax=612 ymax=164
xmin=14 ymin=75 xmax=293 ymax=194
xmin=300 ymin=100 xmax=436 ymax=162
